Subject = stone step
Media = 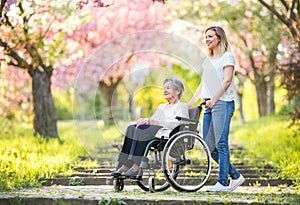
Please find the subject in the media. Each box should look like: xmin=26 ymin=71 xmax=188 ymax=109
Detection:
xmin=74 ymin=166 xmax=279 ymax=174
xmin=43 ymin=144 xmax=293 ymax=190
xmin=41 ymin=163 xmax=289 ymax=187
xmin=70 ymin=166 xmax=281 ymax=180
xmin=70 ymin=173 xmax=278 ymax=181
xmin=42 ymin=176 xmax=293 ymax=187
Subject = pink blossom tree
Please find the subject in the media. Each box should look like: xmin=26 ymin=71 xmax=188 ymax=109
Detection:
xmin=0 ymin=0 xmax=90 ymax=138
xmin=58 ymin=0 xmax=170 ymax=124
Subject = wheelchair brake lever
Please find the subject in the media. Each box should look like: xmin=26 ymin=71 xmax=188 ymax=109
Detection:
xmin=200 ymin=98 xmax=210 ymax=107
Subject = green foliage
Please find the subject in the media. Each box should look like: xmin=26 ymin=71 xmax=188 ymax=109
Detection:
xmin=54 ymin=199 xmax=70 ymax=205
xmin=171 ymin=64 xmax=201 ymax=103
xmin=231 ymin=115 xmax=300 ymax=190
xmin=0 ymin=118 xmax=15 ymax=137
xmin=0 ymin=119 xmax=92 ymax=191
xmin=98 ymin=197 xmax=127 ymax=205
xmin=278 ymin=104 xmax=295 ymax=116
xmin=8 ymin=196 xmax=22 ymax=205
xmin=53 ymin=91 xmax=73 ymax=120
xmin=241 ymin=79 xmax=259 ymax=120
xmin=68 ymin=177 xmax=85 ymax=186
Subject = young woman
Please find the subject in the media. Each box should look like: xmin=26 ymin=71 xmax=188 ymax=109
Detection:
xmin=188 ymin=26 xmax=245 ymax=192
xmin=112 ymin=77 xmax=189 ymax=178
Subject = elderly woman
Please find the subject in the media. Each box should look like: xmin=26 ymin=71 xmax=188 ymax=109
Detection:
xmin=112 ymin=77 xmax=189 ymax=177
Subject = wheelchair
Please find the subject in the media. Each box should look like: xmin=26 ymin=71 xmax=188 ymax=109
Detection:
xmin=112 ymin=102 xmax=212 ymax=192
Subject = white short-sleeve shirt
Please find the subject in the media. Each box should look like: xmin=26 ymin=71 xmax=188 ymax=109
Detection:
xmin=201 ymin=52 xmax=236 ymax=101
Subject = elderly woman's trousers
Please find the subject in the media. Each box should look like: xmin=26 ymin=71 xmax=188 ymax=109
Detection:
xmin=117 ymin=124 xmax=162 ymax=168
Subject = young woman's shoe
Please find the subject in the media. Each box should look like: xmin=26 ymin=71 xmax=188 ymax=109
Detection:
xmin=228 ymin=175 xmax=245 ymax=191
xmin=206 ymin=182 xmax=229 ymax=192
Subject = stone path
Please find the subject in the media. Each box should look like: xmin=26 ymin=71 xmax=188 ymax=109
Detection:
xmin=0 ymin=185 xmax=299 ymax=205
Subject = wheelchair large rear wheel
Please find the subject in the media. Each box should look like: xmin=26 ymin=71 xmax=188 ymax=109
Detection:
xmin=136 ymin=149 xmax=170 ymax=192
xmin=162 ymin=131 xmax=211 ymax=192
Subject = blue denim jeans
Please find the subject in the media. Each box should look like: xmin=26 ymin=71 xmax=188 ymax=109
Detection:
xmin=202 ymin=100 xmax=240 ymax=186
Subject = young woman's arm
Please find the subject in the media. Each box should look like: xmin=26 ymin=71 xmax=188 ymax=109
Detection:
xmin=188 ymin=83 xmax=202 ymax=107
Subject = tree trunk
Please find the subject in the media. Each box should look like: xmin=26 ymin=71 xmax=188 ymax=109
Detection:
xmin=235 ymin=74 xmax=246 ymax=123
xmin=268 ymin=38 xmax=279 ymax=115
xmin=255 ymin=78 xmax=269 ymax=117
xmin=99 ymin=78 xmax=121 ymax=126
xmin=31 ymin=68 xmax=59 ymax=139
xmin=237 ymin=92 xmax=245 ymax=123
xmin=268 ymin=72 xmax=275 ymax=114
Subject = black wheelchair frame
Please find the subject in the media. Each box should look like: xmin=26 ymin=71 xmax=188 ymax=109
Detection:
xmin=113 ymin=102 xmax=211 ymax=192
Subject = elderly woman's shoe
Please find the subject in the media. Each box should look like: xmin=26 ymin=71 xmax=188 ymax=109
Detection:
xmin=122 ymin=167 xmax=139 ymax=177
xmin=111 ymin=167 xmax=126 ymax=176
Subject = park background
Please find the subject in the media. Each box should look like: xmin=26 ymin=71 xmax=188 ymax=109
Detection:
xmin=0 ymin=0 xmax=299 ymax=195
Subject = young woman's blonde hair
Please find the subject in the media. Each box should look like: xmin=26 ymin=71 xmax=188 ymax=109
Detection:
xmin=205 ymin=26 xmax=229 ymax=57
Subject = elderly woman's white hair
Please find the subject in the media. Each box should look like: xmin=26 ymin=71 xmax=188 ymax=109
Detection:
xmin=163 ymin=77 xmax=185 ymax=99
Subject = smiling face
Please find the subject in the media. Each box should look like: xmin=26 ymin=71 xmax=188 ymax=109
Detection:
xmin=163 ymin=81 xmax=179 ymax=104
xmin=205 ymin=29 xmax=220 ymax=50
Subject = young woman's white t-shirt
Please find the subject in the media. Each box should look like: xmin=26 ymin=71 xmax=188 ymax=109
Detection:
xmin=201 ymin=52 xmax=236 ymax=102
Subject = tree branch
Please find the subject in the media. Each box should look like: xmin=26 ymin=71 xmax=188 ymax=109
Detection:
xmin=279 ymin=0 xmax=289 ymax=11
xmin=257 ymin=0 xmax=289 ymax=24
xmin=258 ymin=0 xmax=299 ymax=45
xmin=42 ymin=16 xmax=56 ymax=39
xmin=298 ymin=0 xmax=300 ymax=18
xmin=0 ymin=38 xmax=32 ymax=69
xmin=0 ymin=0 xmax=6 ymax=17
xmin=18 ymin=2 xmax=44 ymax=70
xmin=289 ymin=0 xmax=296 ymax=21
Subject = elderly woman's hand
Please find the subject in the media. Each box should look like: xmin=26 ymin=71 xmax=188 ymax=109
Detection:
xmin=136 ymin=118 xmax=153 ymax=126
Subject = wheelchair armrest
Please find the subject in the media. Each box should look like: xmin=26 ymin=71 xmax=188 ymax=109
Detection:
xmin=175 ymin=116 xmax=198 ymax=124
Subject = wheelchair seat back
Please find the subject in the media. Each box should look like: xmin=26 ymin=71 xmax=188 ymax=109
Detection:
xmin=169 ymin=106 xmax=202 ymax=137
xmin=189 ymin=106 xmax=201 ymax=121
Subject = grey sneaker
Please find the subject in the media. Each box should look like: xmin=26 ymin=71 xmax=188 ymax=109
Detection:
xmin=111 ymin=167 xmax=126 ymax=177
xmin=122 ymin=167 xmax=139 ymax=177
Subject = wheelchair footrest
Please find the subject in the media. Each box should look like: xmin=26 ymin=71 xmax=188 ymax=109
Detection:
xmin=140 ymin=156 xmax=149 ymax=169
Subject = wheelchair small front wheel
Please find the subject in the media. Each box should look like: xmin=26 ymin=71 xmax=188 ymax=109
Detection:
xmin=148 ymin=176 xmax=155 ymax=193
xmin=113 ymin=178 xmax=124 ymax=192
xmin=135 ymin=149 xmax=170 ymax=192
xmin=162 ymin=132 xmax=211 ymax=192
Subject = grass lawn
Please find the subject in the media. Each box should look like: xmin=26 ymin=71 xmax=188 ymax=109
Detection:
xmin=231 ymin=114 xmax=300 ymax=190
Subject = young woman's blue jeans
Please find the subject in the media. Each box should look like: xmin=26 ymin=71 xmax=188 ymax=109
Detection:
xmin=202 ymin=100 xmax=240 ymax=186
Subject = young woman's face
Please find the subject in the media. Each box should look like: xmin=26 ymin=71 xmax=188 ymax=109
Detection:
xmin=163 ymin=81 xmax=178 ymax=102
xmin=205 ymin=29 xmax=220 ymax=50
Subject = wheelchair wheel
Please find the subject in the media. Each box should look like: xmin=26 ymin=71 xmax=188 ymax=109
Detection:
xmin=136 ymin=148 xmax=170 ymax=192
xmin=162 ymin=131 xmax=211 ymax=192
xmin=113 ymin=178 xmax=124 ymax=192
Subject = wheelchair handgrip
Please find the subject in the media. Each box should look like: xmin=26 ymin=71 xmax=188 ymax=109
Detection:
xmin=176 ymin=116 xmax=198 ymax=124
